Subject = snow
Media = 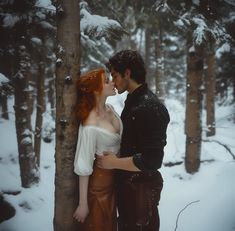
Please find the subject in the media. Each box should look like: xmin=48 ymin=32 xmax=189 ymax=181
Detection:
xmin=189 ymin=46 xmax=195 ymax=53
xmin=19 ymin=105 xmax=28 ymax=111
xmin=56 ymin=58 xmax=62 ymax=65
xmin=21 ymin=129 xmax=31 ymax=136
xmin=1 ymin=94 xmax=235 ymax=231
xmin=2 ymin=14 xmax=20 ymax=28
xmin=161 ymin=99 xmax=235 ymax=231
xmin=80 ymin=3 xmax=122 ymax=39
xmin=225 ymin=0 xmax=235 ymax=7
xmin=174 ymin=13 xmax=190 ymax=28
xmin=31 ymin=37 xmax=42 ymax=46
xmin=192 ymin=17 xmax=207 ymax=45
xmin=0 ymin=73 xmax=9 ymax=86
xmin=35 ymin=11 xmax=46 ymax=20
xmin=20 ymin=137 xmax=32 ymax=145
xmin=35 ymin=0 xmax=55 ymax=11
xmin=216 ymin=42 xmax=231 ymax=58
xmin=0 ymin=99 xmax=55 ymax=231
xmin=192 ymin=0 xmax=200 ymax=6
xmin=39 ymin=21 xmax=55 ymax=30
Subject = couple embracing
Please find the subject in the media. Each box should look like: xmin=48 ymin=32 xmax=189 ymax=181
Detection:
xmin=73 ymin=50 xmax=170 ymax=231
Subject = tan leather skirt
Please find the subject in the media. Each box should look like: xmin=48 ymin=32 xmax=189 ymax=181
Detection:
xmin=78 ymin=164 xmax=117 ymax=231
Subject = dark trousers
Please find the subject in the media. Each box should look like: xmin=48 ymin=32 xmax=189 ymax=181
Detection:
xmin=117 ymin=171 xmax=163 ymax=231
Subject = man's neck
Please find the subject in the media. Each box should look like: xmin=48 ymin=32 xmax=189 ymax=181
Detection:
xmin=127 ymin=81 xmax=142 ymax=94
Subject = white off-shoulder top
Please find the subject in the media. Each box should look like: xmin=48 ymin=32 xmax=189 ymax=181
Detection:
xmin=74 ymin=106 xmax=123 ymax=176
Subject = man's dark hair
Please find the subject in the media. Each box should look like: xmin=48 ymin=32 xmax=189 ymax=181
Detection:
xmin=106 ymin=50 xmax=146 ymax=84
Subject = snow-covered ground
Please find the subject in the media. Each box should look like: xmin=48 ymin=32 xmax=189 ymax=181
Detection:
xmin=0 ymin=94 xmax=235 ymax=231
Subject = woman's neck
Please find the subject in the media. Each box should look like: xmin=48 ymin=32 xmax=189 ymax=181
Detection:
xmin=95 ymin=96 xmax=107 ymax=115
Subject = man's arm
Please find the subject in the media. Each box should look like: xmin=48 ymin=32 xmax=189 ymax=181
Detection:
xmin=131 ymin=103 xmax=169 ymax=171
xmin=96 ymin=153 xmax=141 ymax=171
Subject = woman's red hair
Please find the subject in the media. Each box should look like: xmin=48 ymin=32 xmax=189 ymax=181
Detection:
xmin=76 ymin=68 xmax=105 ymax=123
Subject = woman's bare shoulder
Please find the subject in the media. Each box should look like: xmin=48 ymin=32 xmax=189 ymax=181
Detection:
xmin=83 ymin=110 xmax=97 ymax=126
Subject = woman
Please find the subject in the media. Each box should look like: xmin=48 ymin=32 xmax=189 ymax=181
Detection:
xmin=73 ymin=68 xmax=122 ymax=231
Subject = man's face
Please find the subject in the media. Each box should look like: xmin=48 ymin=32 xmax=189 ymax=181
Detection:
xmin=110 ymin=68 xmax=128 ymax=94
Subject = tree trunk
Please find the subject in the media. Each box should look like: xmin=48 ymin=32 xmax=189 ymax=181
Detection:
xmin=217 ymin=77 xmax=228 ymax=104
xmin=145 ymin=28 xmax=152 ymax=87
xmin=154 ymin=21 xmax=165 ymax=102
xmin=34 ymin=61 xmax=45 ymax=167
xmin=48 ymin=74 xmax=56 ymax=120
xmin=185 ymin=39 xmax=203 ymax=174
xmin=0 ymin=93 xmax=9 ymax=119
xmin=54 ymin=1 xmax=80 ymax=230
xmin=234 ymin=74 xmax=235 ymax=123
xmin=14 ymin=43 xmax=39 ymax=188
xmin=205 ymin=46 xmax=216 ymax=137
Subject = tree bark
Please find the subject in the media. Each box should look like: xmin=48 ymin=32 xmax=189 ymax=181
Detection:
xmin=34 ymin=61 xmax=45 ymax=167
xmin=47 ymin=74 xmax=56 ymax=120
xmin=205 ymin=45 xmax=216 ymax=136
xmin=145 ymin=27 xmax=152 ymax=87
xmin=0 ymin=93 xmax=9 ymax=119
xmin=54 ymin=0 xmax=80 ymax=230
xmin=185 ymin=39 xmax=203 ymax=174
xmin=234 ymin=74 xmax=235 ymax=124
xmin=14 ymin=43 xmax=39 ymax=188
xmin=154 ymin=21 xmax=165 ymax=102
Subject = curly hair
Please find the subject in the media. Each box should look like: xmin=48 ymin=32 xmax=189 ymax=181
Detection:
xmin=76 ymin=68 xmax=105 ymax=123
xmin=106 ymin=49 xmax=146 ymax=84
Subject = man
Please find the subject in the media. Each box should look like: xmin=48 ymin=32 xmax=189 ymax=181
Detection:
xmin=97 ymin=50 xmax=170 ymax=231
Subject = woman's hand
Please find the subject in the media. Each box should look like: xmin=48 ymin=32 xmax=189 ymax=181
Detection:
xmin=73 ymin=203 xmax=89 ymax=223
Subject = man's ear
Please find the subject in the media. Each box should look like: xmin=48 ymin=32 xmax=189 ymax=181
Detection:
xmin=124 ymin=69 xmax=131 ymax=79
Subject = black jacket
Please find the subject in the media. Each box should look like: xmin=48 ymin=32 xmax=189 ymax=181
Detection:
xmin=120 ymin=84 xmax=170 ymax=171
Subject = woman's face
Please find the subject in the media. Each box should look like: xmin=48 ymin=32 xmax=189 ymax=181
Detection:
xmin=101 ymin=73 xmax=116 ymax=97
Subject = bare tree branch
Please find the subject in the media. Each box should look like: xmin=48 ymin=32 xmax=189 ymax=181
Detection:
xmin=174 ymin=200 xmax=200 ymax=231
xmin=202 ymin=139 xmax=235 ymax=160
xmin=164 ymin=159 xmax=214 ymax=167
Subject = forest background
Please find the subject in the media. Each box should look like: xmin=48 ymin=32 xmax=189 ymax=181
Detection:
xmin=0 ymin=0 xmax=235 ymax=230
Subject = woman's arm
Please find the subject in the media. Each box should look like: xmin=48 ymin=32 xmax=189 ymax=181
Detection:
xmin=73 ymin=175 xmax=89 ymax=222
